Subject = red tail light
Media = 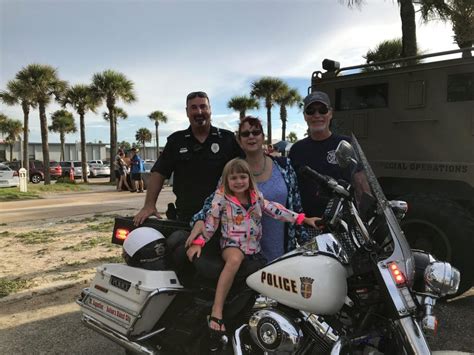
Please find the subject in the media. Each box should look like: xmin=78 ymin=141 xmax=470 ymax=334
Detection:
xmin=115 ymin=228 xmax=129 ymax=241
xmin=389 ymin=263 xmax=406 ymax=285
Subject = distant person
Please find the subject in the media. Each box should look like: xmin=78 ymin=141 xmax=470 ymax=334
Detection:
xmin=116 ymin=150 xmax=133 ymax=192
xmin=130 ymin=147 xmax=144 ymax=193
xmin=289 ymin=91 xmax=369 ymax=216
xmin=133 ymin=91 xmax=241 ymax=225
xmin=185 ymin=158 xmax=319 ymax=333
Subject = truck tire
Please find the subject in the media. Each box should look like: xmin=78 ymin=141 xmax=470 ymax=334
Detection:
xmin=399 ymin=194 xmax=473 ymax=296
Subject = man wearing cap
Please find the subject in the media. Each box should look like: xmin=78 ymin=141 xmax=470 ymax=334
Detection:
xmin=289 ymin=91 xmax=354 ymax=217
xmin=134 ymin=91 xmax=241 ymax=225
xmin=130 ymin=147 xmax=145 ymax=193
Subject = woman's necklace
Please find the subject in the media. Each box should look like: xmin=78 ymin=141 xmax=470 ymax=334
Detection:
xmin=252 ymin=155 xmax=267 ymax=177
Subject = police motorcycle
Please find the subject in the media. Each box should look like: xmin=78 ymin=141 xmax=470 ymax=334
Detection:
xmin=77 ymin=136 xmax=460 ymax=354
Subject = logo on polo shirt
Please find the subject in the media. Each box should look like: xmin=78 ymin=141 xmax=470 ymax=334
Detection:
xmin=179 ymin=147 xmax=188 ymax=154
xmin=327 ymin=150 xmax=337 ymax=164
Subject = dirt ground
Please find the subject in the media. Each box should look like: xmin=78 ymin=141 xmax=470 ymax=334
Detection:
xmin=0 ymin=208 xmax=473 ymax=353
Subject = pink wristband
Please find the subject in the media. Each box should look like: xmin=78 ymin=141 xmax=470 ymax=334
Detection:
xmin=296 ymin=213 xmax=306 ymax=225
xmin=192 ymin=235 xmax=206 ymax=247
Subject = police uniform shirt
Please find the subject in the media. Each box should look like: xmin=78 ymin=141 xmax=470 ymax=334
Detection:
xmin=289 ymin=134 xmax=352 ymax=217
xmin=152 ymin=125 xmax=241 ymax=222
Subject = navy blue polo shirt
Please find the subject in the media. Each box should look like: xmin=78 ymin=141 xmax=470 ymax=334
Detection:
xmin=289 ymin=134 xmax=352 ymax=217
xmin=152 ymin=125 xmax=241 ymax=223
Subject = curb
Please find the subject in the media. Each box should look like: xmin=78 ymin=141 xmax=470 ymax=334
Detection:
xmin=0 ymin=277 xmax=92 ymax=305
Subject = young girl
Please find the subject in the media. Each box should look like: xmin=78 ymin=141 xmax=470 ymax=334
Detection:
xmin=185 ymin=158 xmax=319 ymax=333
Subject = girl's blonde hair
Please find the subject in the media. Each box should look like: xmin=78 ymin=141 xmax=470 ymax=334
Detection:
xmin=222 ymin=158 xmax=258 ymax=196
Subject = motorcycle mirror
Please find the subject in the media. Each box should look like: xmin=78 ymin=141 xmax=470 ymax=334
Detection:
xmin=335 ymin=140 xmax=356 ymax=168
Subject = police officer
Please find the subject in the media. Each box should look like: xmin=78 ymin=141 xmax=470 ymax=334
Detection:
xmin=134 ymin=91 xmax=241 ymax=226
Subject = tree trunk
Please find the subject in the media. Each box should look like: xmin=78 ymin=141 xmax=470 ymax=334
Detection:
xmin=155 ymin=122 xmax=159 ymax=159
xmin=9 ymin=144 xmax=13 ymax=161
xmin=266 ymin=100 xmax=272 ymax=144
xmin=60 ymin=132 xmax=65 ymax=162
xmin=399 ymin=0 xmax=417 ymax=60
xmin=79 ymin=112 xmax=88 ymax=183
xmin=143 ymin=142 xmax=146 ymax=160
xmin=108 ymin=104 xmax=116 ymax=183
xmin=280 ymin=105 xmax=287 ymax=141
xmin=239 ymin=111 xmax=245 ymax=120
xmin=22 ymin=102 xmax=29 ymax=179
xmin=39 ymin=103 xmax=51 ymax=184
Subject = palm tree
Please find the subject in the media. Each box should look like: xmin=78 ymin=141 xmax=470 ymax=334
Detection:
xmin=48 ymin=110 xmax=77 ymax=162
xmin=148 ymin=110 xmax=168 ymax=159
xmin=345 ymin=0 xmax=417 ymax=58
xmin=250 ymin=77 xmax=287 ymax=143
xmin=275 ymin=87 xmax=301 ymax=141
xmin=227 ymin=95 xmax=260 ymax=120
xmin=15 ymin=64 xmax=67 ymax=184
xmin=0 ymin=79 xmax=37 ymax=171
xmin=419 ymin=0 xmax=473 ymax=58
xmin=3 ymin=118 xmax=23 ymax=161
xmin=286 ymin=132 xmax=298 ymax=143
xmin=135 ymin=128 xmax=152 ymax=159
xmin=60 ymin=85 xmax=99 ymax=182
xmin=103 ymin=107 xmax=128 ymax=121
xmin=91 ymin=70 xmax=136 ymax=182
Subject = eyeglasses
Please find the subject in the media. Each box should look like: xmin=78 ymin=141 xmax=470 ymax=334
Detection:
xmin=186 ymin=91 xmax=208 ymax=101
xmin=239 ymin=129 xmax=262 ymax=138
xmin=305 ymin=106 xmax=329 ymax=116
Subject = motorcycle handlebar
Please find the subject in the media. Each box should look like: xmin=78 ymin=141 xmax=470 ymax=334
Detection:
xmin=299 ymin=166 xmax=330 ymax=185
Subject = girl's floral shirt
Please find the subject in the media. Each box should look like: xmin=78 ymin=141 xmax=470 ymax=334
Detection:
xmin=202 ymin=187 xmax=303 ymax=255
xmin=191 ymin=156 xmax=310 ymax=253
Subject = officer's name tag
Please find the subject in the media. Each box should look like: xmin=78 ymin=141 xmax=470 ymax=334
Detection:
xmin=179 ymin=147 xmax=188 ymax=154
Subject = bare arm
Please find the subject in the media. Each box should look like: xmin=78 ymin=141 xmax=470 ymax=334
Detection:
xmin=133 ymin=172 xmax=166 ymax=226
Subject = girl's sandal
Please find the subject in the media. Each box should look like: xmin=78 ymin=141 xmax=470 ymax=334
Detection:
xmin=207 ymin=315 xmax=226 ymax=334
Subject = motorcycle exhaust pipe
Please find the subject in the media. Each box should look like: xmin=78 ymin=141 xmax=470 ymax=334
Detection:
xmin=81 ymin=314 xmax=159 ymax=355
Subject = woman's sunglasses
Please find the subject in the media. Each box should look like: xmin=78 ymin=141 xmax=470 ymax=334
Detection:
xmin=239 ymin=129 xmax=262 ymax=138
xmin=305 ymin=106 xmax=329 ymax=116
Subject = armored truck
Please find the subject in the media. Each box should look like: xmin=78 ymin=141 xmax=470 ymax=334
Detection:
xmin=311 ymin=48 xmax=473 ymax=294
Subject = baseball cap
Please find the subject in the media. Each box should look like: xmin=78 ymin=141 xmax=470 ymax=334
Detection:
xmin=303 ymin=91 xmax=331 ymax=110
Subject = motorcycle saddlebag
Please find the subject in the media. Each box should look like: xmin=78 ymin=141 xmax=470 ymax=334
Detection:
xmin=79 ymin=263 xmax=183 ymax=337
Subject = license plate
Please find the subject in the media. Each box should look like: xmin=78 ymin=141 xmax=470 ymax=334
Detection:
xmin=0 ymin=180 xmax=7 ymax=184
xmin=110 ymin=275 xmax=131 ymax=291
xmin=87 ymin=296 xmax=132 ymax=324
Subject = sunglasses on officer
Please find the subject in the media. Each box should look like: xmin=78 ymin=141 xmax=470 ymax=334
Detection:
xmin=239 ymin=129 xmax=263 ymax=138
xmin=305 ymin=105 xmax=329 ymax=116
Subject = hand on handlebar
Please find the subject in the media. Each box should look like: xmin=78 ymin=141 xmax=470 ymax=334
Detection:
xmin=303 ymin=216 xmax=324 ymax=229
xmin=133 ymin=206 xmax=162 ymax=226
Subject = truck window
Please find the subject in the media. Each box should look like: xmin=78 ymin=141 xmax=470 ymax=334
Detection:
xmin=335 ymin=83 xmax=388 ymax=111
xmin=447 ymin=72 xmax=474 ymax=102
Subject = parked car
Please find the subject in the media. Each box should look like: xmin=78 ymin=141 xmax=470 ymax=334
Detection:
xmin=0 ymin=163 xmax=20 ymax=188
xmin=5 ymin=160 xmax=44 ymax=184
xmin=88 ymin=160 xmax=105 ymax=166
xmin=89 ymin=163 xmax=110 ymax=177
xmin=59 ymin=161 xmax=90 ymax=178
xmin=49 ymin=160 xmax=63 ymax=179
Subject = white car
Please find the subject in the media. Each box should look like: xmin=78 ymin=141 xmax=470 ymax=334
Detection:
xmin=0 ymin=163 xmax=20 ymax=188
xmin=89 ymin=163 xmax=110 ymax=177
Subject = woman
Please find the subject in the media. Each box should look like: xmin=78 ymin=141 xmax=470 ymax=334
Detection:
xmin=116 ymin=150 xmax=133 ymax=192
xmin=190 ymin=116 xmax=309 ymax=262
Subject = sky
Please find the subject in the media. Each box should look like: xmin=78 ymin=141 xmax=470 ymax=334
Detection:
xmin=0 ymin=0 xmax=458 ymax=146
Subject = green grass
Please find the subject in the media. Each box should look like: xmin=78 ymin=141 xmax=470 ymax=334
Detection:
xmin=0 ymin=278 xmax=32 ymax=298
xmin=0 ymin=183 xmax=89 ymax=201
xmin=0 ymin=231 xmax=11 ymax=237
xmin=62 ymin=235 xmax=116 ymax=251
xmin=87 ymin=220 xmax=114 ymax=232
xmin=15 ymin=230 xmax=60 ymax=244
xmin=0 ymin=188 xmax=41 ymax=201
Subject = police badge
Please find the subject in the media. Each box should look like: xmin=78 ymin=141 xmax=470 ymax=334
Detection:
xmin=211 ymin=143 xmax=220 ymax=154
xmin=300 ymin=277 xmax=314 ymax=299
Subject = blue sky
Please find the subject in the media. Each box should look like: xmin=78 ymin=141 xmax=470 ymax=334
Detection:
xmin=1 ymin=0 xmax=457 ymax=146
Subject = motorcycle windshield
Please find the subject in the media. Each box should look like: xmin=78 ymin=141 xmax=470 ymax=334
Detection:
xmin=350 ymin=135 xmax=415 ymax=284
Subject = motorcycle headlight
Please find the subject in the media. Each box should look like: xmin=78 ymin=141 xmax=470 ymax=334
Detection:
xmin=424 ymin=261 xmax=460 ymax=297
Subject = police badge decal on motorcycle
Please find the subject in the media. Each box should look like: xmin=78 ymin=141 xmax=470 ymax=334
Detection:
xmin=300 ymin=277 xmax=314 ymax=299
